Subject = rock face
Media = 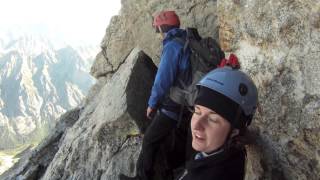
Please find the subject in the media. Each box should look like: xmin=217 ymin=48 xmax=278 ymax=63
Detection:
xmin=3 ymin=0 xmax=320 ymax=180
xmin=90 ymin=0 xmax=219 ymax=78
xmin=41 ymin=48 xmax=155 ymax=180
xmin=91 ymin=1 xmax=320 ymax=179
xmin=217 ymin=1 xmax=320 ymax=179
xmin=0 ymin=48 xmax=157 ymax=180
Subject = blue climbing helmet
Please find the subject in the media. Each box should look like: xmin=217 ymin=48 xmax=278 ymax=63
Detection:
xmin=196 ymin=66 xmax=258 ymax=129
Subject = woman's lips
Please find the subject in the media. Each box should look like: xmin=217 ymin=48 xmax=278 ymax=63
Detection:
xmin=193 ymin=132 xmax=205 ymax=141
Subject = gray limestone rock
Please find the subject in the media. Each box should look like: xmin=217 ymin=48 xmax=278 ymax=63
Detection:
xmin=41 ymin=48 xmax=155 ymax=180
xmin=1 ymin=48 xmax=157 ymax=180
xmin=218 ymin=0 xmax=320 ymax=179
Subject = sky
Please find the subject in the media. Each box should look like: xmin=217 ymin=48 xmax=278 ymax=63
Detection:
xmin=0 ymin=0 xmax=121 ymax=46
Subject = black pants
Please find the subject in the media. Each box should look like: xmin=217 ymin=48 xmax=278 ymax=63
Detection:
xmin=137 ymin=111 xmax=192 ymax=180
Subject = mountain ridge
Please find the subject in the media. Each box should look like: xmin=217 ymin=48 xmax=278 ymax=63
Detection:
xmin=0 ymin=35 xmax=96 ymax=150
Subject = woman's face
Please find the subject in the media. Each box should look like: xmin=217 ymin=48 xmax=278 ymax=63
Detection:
xmin=191 ymin=105 xmax=232 ymax=153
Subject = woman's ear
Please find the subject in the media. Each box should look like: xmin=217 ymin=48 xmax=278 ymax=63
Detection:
xmin=230 ymin=129 xmax=240 ymax=138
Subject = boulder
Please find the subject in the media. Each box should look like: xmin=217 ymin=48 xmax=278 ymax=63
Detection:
xmin=44 ymin=48 xmax=155 ymax=180
xmin=2 ymin=48 xmax=157 ymax=180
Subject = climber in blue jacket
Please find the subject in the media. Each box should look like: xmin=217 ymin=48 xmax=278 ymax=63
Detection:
xmin=147 ymin=25 xmax=191 ymax=120
xmin=120 ymin=10 xmax=192 ymax=180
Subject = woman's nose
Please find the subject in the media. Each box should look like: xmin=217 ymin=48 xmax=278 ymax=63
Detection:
xmin=192 ymin=115 xmax=205 ymax=131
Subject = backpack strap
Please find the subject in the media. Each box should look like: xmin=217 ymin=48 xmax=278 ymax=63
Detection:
xmin=170 ymin=36 xmax=192 ymax=126
xmin=172 ymin=37 xmax=189 ymax=53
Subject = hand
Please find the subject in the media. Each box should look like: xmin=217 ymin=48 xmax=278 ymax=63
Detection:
xmin=146 ymin=107 xmax=156 ymax=120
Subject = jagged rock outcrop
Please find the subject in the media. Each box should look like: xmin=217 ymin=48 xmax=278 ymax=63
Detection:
xmin=41 ymin=48 xmax=155 ymax=180
xmin=3 ymin=0 xmax=320 ymax=180
xmin=1 ymin=48 xmax=157 ymax=179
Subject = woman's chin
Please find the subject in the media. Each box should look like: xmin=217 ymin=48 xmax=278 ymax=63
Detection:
xmin=192 ymin=140 xmax=205 ymax=152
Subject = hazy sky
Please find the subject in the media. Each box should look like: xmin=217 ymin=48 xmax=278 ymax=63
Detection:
xmin=0 ymin=0 xmax=121 ymax=45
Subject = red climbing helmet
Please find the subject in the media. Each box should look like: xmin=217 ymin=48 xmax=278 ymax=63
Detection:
xmin=153 ymin=11 xmax=180 ymax=29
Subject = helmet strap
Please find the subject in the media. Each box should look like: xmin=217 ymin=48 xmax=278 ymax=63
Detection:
xmin=234 ymin=105 xmax=243 ymax=127
xmin=222 ymin=110 xmax=242 ymax=151
xmin=158 ymin=26 xmax=165 ymax=38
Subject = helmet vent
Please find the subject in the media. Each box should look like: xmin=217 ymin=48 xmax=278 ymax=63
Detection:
xmin=207 ymin=77 xmax=224 ymax=86
xmin=239 ymin=83 xmax=248 ymax=96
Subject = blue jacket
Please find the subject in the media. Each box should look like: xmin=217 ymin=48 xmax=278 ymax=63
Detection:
xmin=148 ymin=28 xmax=190 ymax=113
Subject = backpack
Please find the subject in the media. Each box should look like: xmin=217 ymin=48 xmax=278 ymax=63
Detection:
xmin=169 ymin=28 xmax=225 ymax=107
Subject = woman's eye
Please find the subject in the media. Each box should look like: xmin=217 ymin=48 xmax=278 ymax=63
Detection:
xmin=208 ymin=117 xmax=218 ymax=123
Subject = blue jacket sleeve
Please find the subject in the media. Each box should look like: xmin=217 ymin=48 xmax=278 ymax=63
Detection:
xmin=148 ymin=42 xmax=181 ymax=108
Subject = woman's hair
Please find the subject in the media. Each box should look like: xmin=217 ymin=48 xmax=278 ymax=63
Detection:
xmin=228 ymin=124 xmax=257 ymax=150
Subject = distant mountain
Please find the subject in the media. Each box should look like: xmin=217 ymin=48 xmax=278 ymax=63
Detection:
xmin=0 ymin=35 xmax=97 ymax=149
